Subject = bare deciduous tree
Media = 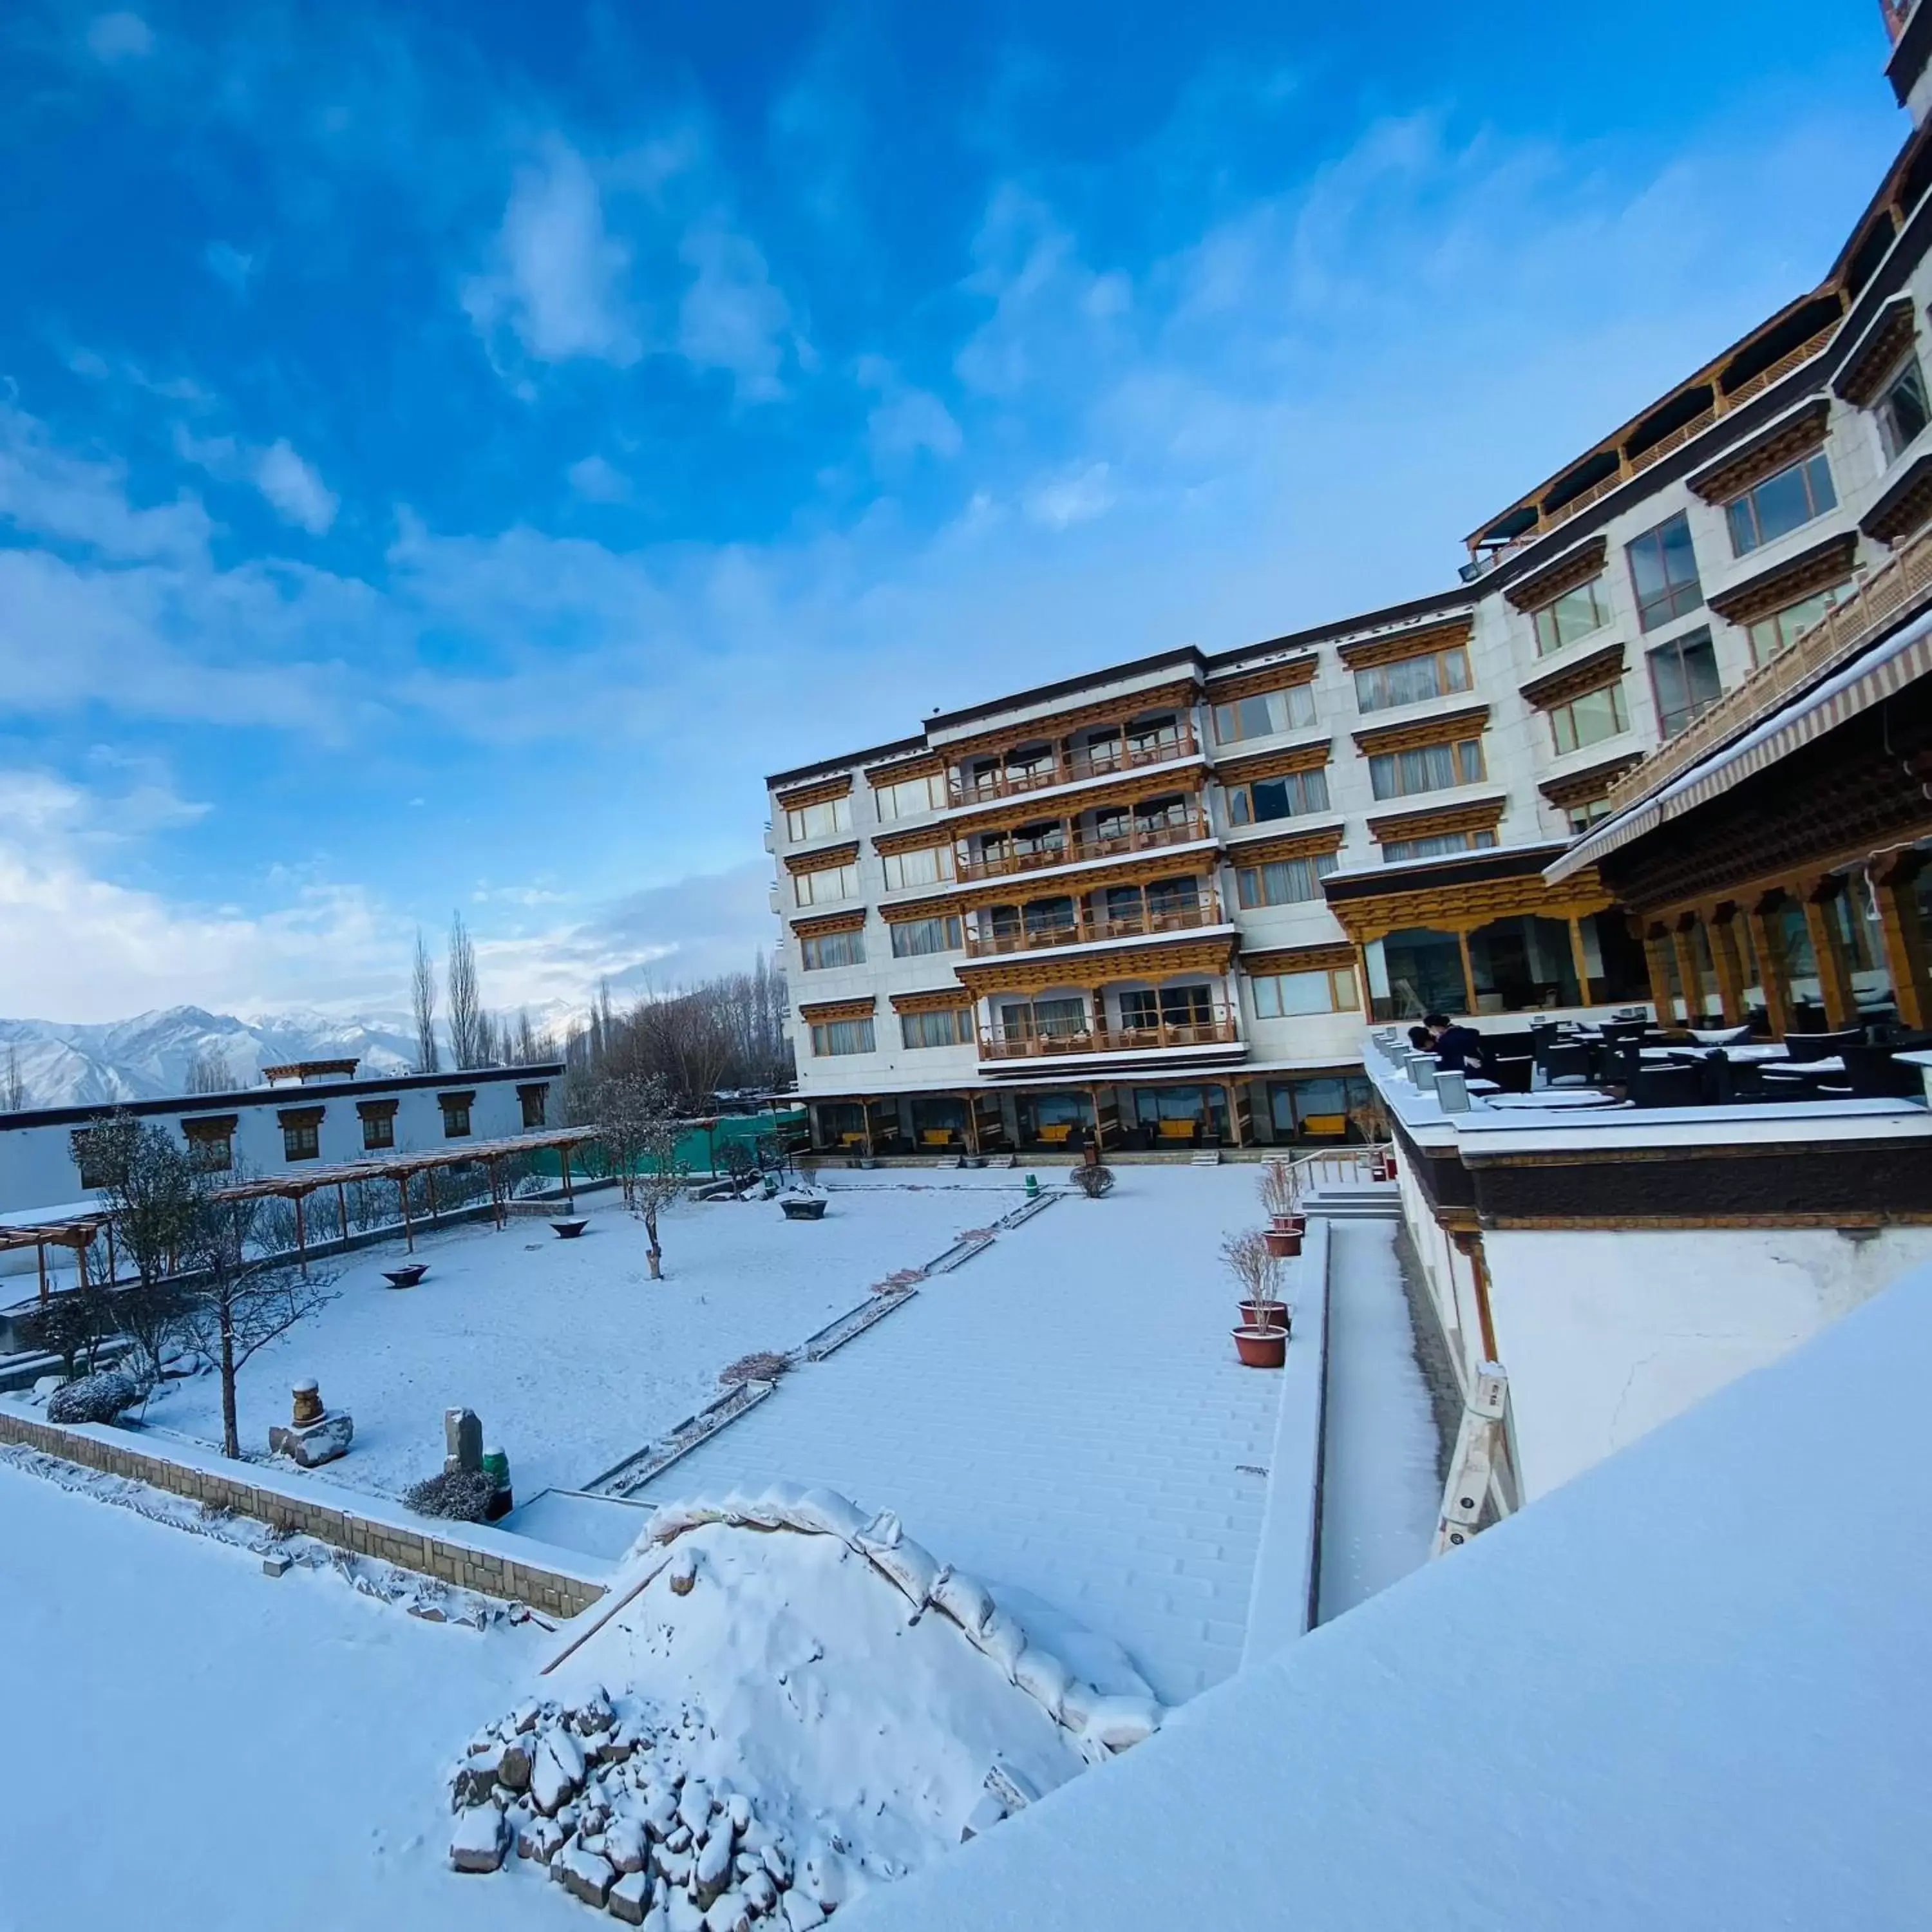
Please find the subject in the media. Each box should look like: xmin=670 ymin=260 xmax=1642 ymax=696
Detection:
xmin=592 ymin=1073 xmax=688 ymax=1278
xmin=1221 ymin=1229 xmax=1285 ymax=1315
xmin=175 ymin=1173 xmax=334 ymax=1458
xmin=4 ymin=1043 xmax=25 ymax=1112
xmin=447 ymin=911 xmax=487 ymax=1069
xmin=185 ymin=1043 xmax=236 ymax=1094
xmin=412 ymin=929 xmax=440 ymax=1074
xmin=95 ymin=1113 xmax=200 ymax=1384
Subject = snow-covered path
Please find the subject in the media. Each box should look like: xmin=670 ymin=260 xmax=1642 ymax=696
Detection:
xmin=0 ymin=1462 xmax=543 ymax=1932
xmin=1315 ymin=1220 xmax=1441 ymax=1621
xmin=654 ymin=1166 xmax=1298 ymax=1705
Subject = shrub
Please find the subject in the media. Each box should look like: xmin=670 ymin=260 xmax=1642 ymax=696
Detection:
xmin=719 ymin=1350 xmax=790 ymax=1387
xmin=47 ymin=1369 xmax=144 ymax=1425
xmin=402 ymin=1469 xmax=498 ymax=1520
xmin=1070 ymin=1163 xmax=1115 ymax=1199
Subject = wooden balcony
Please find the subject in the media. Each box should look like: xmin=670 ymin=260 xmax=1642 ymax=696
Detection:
xmin=953 ymin=811 xmax=1213 ymax=884
xmin=962 ymin=893 xmax=1226 ymax=959
xmin=948 ymin=725 xmax=1199 ymax=806
xmin=980 ymin=1011 xmax=1240 ymax=1061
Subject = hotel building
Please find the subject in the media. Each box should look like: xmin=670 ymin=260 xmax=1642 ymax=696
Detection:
xmin=766 ymin=7 xmax=1932 ymax=1158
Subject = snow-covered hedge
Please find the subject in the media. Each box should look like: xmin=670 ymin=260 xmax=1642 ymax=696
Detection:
xmin=404 ymin=1470 xmax=498 ymax=1521
xmin=46 ymin=1370 xmax=143 ymax=1425
xmin=638 ymin=1485 xmax=1166 ymax=1759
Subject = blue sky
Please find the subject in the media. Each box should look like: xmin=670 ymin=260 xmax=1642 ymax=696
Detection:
xmin=0 ymin=0 xmax=1908 ymax=1021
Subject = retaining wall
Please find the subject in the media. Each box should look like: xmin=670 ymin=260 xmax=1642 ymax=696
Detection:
xmin=0 ymin=1406 xmax=609 ymax=1618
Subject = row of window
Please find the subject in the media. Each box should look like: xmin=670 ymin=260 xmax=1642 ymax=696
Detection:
xmin=71 ymin=1087 xmax=542 ymax=1180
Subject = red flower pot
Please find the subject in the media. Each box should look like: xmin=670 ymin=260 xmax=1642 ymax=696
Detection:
xmin=1233 ymin=1323 xmax=1287 ymax=1368
xmin=1263 ymin=1228 xmax=1302 ymax=1258
xmin=1240 ymin=1300 xmax=1292 ymax=1334
xmin=1269 ymin=1211 xmax=1305 ymax=1232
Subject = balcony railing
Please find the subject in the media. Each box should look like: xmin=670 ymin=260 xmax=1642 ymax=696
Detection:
xmin=962 ymin=893 xmax=1226 ymax=959
xmin=953 ymin=811 xmax=1213 ymax=884
xmin=949 ymin=725 xmax=1199 ymax=806
xmin=1602 ymin=516 xmax=1932 ymax=819
xmin=980 ymin=1011 xmax=1240 ymax=1060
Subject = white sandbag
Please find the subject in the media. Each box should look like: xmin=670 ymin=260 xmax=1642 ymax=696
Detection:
xmin=967 ymin=1607 xmax=1028 ymax=1681
xmin=931 ymin=1569 xmax=995 ymax=1637
xmin=1012 ymin=1644 xmax=1072 ymax=1724
xmin=782 ymin=1487 xmax=872 ymax=1545
xmin=647 ymin=1500 xmax=727 ymax=1545
xmin=1081 ymin=1694 xmax=1164 ymax=1752
xmin=1058 ymin=1678 xmax=1100 ymax=1732
xmin=857 ymin=1519 xmax=940 ymax=1608
xmin=856 ymin=1508 xmax=904 ymax=1550
xmin=743 ymin=1481 xmax=809 ymax=1529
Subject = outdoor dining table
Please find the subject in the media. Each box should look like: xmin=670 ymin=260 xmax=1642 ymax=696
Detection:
xmin=1640 ymin=1043 xmax=1793 ymax=1063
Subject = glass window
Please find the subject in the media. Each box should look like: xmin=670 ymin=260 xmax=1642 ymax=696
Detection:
xmin=1233 ymin=851 xmax=1339 ymax=909
xmin=283 ymin=1120 xmax=322 ymax=1159
xmin=1548 ymin=681 xmax=1631 ymax=755
xmin=1745 ymin=581 xmax=1849 ymax=667
xmin=1531 ymin=576 xmax=1611 ymax=656
xmin=793 ymin=862 xmax=857 ymax=907
xmin=998 ymin=997 xmax=1087 ymax=1040
xmin=1353 ymin=646 xmax=1472 ymax=714
xmin=880 ymin=845 xmax=954 ymax=891
xmin=361 ymin=1111 xmax=395 ymax=1150
xmin=1879 ymin=355 xmax=1930 ymax=462
xmin=1625 ymin=512 xmax=1703 ymax=631
xmin=1564 ymin=797 xmax=1615 ymax=834
xmin=873 ymin=772 xmax=947 ymax=820
xmin=901 ymin=1009 xmax=970 ymax=1049
xmin=184 ymin=1130 xmax=232 ymax=1172
xmin=810 ymin=1018 xmax=876 ymax=1056
xmin=889 ymin=914 xmax=963 ymax=958
xmin=1648 ymin=629 xmax=1723 ymax=738
xmin=1367 ymin=737 xmax=1485 ymax=800
xmin=784 ymin=793 xmax=852 ymax=842
xmin=519 ymin=1086 xmax=548 ymax=1129
xmin=1382 ymin=829 xmax=1498 ymax=863
xmin=1251 ymin=967 xmax=1358 ymax=1018
xmin=1226 ymin=764 xmax=1329 ymax=826
xmin=800 ymin=928 xmax=865 ymax=971
xmin=437 ymin=1104 xmax=469 ymax=1141
xmin=1212 ymin=682 xmax=1318 ymax=744
xmin=1725 ymin=452 xmax=1835 ymax=557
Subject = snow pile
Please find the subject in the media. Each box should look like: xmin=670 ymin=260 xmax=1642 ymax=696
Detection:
xmin=448 ymin=1488 xmax=1165 ymax=1920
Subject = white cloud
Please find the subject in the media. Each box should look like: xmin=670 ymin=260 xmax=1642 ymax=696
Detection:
xmin=1025 ymin=460 xmax=1114 ymax=530
xmin=567 ymin=454 xmax=632 ymax=502
xmin=86 ymin=11 xmax=153 ymax=62
xmin=0 ymin=406 xmax=209 ymax=562
xmin=204 ymin=241 xmax=258 ymax=294
xmin=463 ymin=138 xmax=641 ymax=367
xmin=677 ymin=223 xmax=791 ymax=399
xmin=857 ymin=355 xmax=961 ymax=466
xmin=252 ymin=439 xmax=339 ymax=534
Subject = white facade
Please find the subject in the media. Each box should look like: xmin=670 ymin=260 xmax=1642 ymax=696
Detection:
xmin=0 ymin=1063 xmax=562 ymax=1226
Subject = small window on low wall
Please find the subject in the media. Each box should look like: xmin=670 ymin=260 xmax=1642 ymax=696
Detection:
xmin=357 ymin=1099 xmax=398 ymax=1151
xmin=438 ymin=1092 xmax=475 ymax=1139
xmin=278 ymin=1108 xmax=324 ymax=1162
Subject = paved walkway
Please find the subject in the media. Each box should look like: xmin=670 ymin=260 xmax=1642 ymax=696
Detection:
xmin=652 ymin=1166 xmax=1303 ymax=1705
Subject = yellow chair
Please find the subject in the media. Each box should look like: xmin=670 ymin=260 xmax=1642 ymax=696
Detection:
xmin=920 ymin=1129 xmax=954 ymax=1148
xmin=1157 ymin=1119 xmax=1197 ymax=1141
xmin=1299 ymin=1112 xmax=1347 ymax=1139
xmin=1038 ymin=1122 xmax=1074 ymax=1144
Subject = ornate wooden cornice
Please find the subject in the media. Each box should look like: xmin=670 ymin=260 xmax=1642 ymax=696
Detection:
xmin=1861 ymin=451 xmax=1932 ymax=546
xmin=1239 ymin=942 xmax=1357 ymax=975
xmin=1685 ymin=398 xmax=1830 ymax=504
xmin=775 ymin=774 xmax=853 ymax=812
xmin=1201 ymin=655 xmax=1319 ymax=705
xmin=1539 ymin=754 xmax=1642 ymax=810
xmin=782 ymin=841 xmax=860 ymax=875
xmin=797 ymin=995 xmax=877 ymax=1023
xmin=1502 ymin=536 xmax=1608 ymax=613
xmin=864 ymin=750 xmax=945 ymax=786
xmin=1706 ymin=532 xmax=1859 ymax=624
xmin=1366 ymin=797 xmax=1508 ymax=844
xmin=1335 ymin=618 xmax=1473 ymax=670
xmin=955 ymin=933 xmax=1235 ymax=995
xmin=878 ymin=895 xmax=965 ymax=923
xmin=1351 ymin=703 xmax=1490 ymax=757
xmin=790 ymin=908 xmax=867 ymax=938
xmin=180 ymin=1113 xmax=238 ymax=1137
xmin=1832 ymin=294 xmax=1917 ymax=406
xmin=888 ymin=986 xmax=973 ymax=1015
xmin=1222 ymin=823 xmax=1346 ymax=867
xmin=871 ymin=825 xmax=960 ymax=858
xmin=1517 ymin=641 xmax=1627 ymax=713
xmin=355 ymin=1097 xmax=401 ymax=1119
xmin=276 ymin=1104 xmax=327 ymax=1127
xmin=1322 ymin=864 xmax=1612 ymax=945
xmin=1211 ymin=738 xmax=1333 ymax=788
xmin=936 ymin=678 xmax=1200 ymax=763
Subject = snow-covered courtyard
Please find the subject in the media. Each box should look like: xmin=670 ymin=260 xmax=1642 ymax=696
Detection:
xmin=137 ymin=1182 xmax=1014 ymax=1501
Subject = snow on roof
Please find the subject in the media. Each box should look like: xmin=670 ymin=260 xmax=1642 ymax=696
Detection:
xmin=844 ymin=1258 xmax=1932 ymax=1931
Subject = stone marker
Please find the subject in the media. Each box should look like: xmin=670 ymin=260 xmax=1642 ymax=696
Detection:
xmin=268 ymin=1379 xmax=353 ymax=1467
xmin=445 ymin=1406 xmax=483 ymax=1475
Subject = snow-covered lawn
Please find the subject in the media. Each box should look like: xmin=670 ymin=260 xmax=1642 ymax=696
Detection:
xmin=139 ymin=1185 xmax=1011 ymax=1501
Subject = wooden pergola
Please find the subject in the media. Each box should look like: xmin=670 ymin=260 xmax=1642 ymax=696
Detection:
xmin=1 ymin=1214 xmax=112 ymax=1304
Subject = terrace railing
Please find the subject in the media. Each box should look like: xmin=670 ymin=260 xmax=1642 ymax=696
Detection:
xmin=948 ymin=725 xmax=1199 ymax=806
xmin=980 ymin=1011 xmax=1240 ymax=1060
xmin=962 ymin=893 xmax=1226 ymax=959
xmin=953 ymin=810 xmax=1213 ymax=884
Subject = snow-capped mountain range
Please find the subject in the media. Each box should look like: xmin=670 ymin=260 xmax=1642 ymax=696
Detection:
xmin=0 ymin=1005 xmax=569 ymax=1110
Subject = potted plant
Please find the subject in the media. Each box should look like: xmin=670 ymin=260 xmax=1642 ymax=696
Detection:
xmin=1258 ymin=1157 xmax=1303 ymax=1256
xmin=1223 ymin=1229 xmax=1291 ymax=1368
